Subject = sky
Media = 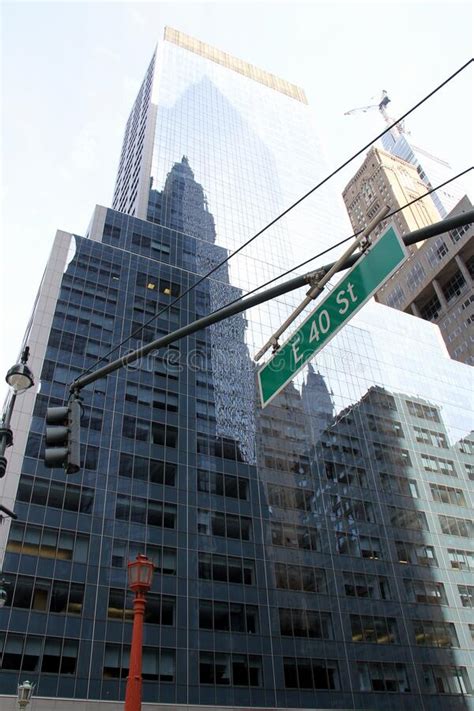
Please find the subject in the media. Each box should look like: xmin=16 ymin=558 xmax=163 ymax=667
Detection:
xmin=1 ymin=0 xmax=473 ymax=403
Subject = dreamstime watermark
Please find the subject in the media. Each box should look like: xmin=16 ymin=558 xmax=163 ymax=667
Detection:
xmin=120 ymin=342 xmax=260 ymax=377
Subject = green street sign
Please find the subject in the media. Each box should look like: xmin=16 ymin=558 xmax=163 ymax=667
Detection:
xmin=257 ymin=225 xmax=408 ymax=407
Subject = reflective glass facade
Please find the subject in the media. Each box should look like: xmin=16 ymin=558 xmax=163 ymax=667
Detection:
xmin=0 ymin=27 xmax=473 ymax=711
xmin=381 ymin=130 xmax=463 ymax=218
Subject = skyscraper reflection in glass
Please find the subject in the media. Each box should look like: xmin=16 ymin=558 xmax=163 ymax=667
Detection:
xmin=0 ymin=27 xmax=472 ymax=711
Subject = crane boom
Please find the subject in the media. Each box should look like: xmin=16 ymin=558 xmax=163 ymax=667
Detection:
xmin=344 ymin=90 xmax=407 ymax=135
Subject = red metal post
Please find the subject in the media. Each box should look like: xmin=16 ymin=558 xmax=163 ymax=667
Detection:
xmin=124 ymin=590 xmax=146 ymax=711
xmin=124 ymin=554 xmax=154 ymax=711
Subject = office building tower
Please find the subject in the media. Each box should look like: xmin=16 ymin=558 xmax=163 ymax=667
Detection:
xmin=377 ymin=195 xmax=474 ymax=365
xmin=0 ymin=27 xmax=473 ymax=711
xmin=342 ymin=145 xmax=440 ymax=244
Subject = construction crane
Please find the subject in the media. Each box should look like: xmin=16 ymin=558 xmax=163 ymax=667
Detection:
xmin=344 ymin=90 xmax=408 ymax=136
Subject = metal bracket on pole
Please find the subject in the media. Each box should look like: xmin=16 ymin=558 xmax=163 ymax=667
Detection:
xmin=253 ymin=204 xmax=391 ymax=362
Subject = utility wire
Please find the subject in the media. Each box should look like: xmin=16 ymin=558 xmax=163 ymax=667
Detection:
xmin=173 ymin=167 xmax=474 ymax=321
xmin=231 ymin=167 xmax=474 ymax=302
xmin=81 ymin=58 xmax=473 ymax=377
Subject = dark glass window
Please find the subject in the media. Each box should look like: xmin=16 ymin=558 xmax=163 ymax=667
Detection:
xmin=274 ymin=562 xmax=326 ymax=593
xmin=119 ymin=453 xmax=176 ymax=486
xmin=198 ymin=553 xmax=254 ymax=585
xmin=197 ymin=470 xmax=248 ymax=500
xmin=199 ymin=600 xmax=258 ymax=633
xmin=283 ymin=657 xmax=339 ymax=690
xmin=199 ymin=652 xmax=262 ymax=687
xmin=357 ymin=661 xmax=410 ymax=692
xmin=350 ymin=615 xmax=398 ymax=643
xmin=279 ymin=608 xmax=332 ymax=639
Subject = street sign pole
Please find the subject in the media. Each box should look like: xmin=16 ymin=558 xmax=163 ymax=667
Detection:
xmin=257 ymin=225 xmax=408 ymax=408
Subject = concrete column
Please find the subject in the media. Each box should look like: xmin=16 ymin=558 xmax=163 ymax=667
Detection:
xmin=410 ymin=302 xmax=422 ymax=317
xmin=432 ymin=279 xmax=448 ymax=309
xmin=454 ymin=254 xmax=472 ymax=286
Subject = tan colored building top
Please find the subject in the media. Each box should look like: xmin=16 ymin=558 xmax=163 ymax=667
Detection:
xmin=164 ymin=27 xmax=307 ymax=104
xmin=342 ymin=146 xmax=440 ymax=243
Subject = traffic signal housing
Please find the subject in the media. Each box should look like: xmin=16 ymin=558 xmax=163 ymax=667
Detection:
xmin=44 ymin=400 xmax=81 ymax=474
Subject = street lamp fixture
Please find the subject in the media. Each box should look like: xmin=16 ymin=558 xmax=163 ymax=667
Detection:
xmin=17 ymin=680 xmax=35 ymax=709
xmin=125 ymin=554 xmax=154 ymax=711
xmin=6 ymin=362 xmax=35 ymax=393
xmin=0 ymin=347 xmax=35 ymax=479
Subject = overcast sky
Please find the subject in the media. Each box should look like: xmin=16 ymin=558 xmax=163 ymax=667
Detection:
xmin=1 ymin=0 xmax=473 ymax=402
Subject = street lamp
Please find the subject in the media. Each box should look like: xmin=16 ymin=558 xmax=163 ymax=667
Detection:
xmin=17 ymin=680 xmax=35 ymax=709
xmin=0 ymin=347 xmax=35 ymax=478
xmin=124 ymin=554 xmax=154 ymax=711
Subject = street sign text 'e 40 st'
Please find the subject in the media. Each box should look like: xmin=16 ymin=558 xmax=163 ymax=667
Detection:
xmin=257 ymin=225 xmax=408 ymax=407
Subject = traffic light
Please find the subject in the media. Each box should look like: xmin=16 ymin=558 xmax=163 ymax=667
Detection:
xmin=44 ymin=400 xmax=81 ymax=474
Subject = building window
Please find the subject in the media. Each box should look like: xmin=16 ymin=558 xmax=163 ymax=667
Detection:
xmin=6 ymin=522 xmax=88 ymax=563
xmin=457 ymin=585 xmax=474 ymax=608
xmin=197 ymin=470 xmax=249 ymax=500
xmin=331 ymin=495 xmax=376 ymax=523
xmin=413 ymin=620 xmax=459 ymax=647
xmin=430 ymin=483 xmax=466 ymax=506
xmin=343 ymin=571 xmax=390 ymax=599
xmin=119 ymin=453 xmax=176 ymax=486
xmin=406 ymin=261 xmax=426 ymax=290
xmin=367 ymin=415 xmax=404 ymax=438
xmin=426 ymin=237 xmax=448 ymax=267
xmin=279 ymin=608 xmax=332 ymax=639
xmin=103 ymin=223 xmax=121 ymax=240
xmin=108 ymin=589 xmax=175 ymax=624
xmin=199 ymin=652 xmax=262 ymax=686
xmin=388 ymin=506 xmax=429 ymax=531
xmin=283 ymin=657 xmax=340 ymax=690
xmin=443 ymin=270 xmax=466 ymax=303
xmin=103 ymin=645 xmax=175 ymax=681
xmin=357 ymin=662 xmax=410 ymax=692
xmin=122 ymin=416 xmax=178 ymax=447
xmin=116 ymin=495 xmax=176 ymax=528
xmin=447 ymin=548 xmax=474 ymax=571
xmin=414 ymin=426 xmax=448 ymax=448
xmin=423 ymin=665 xmax=472 ymax=695
xmin=267 ymin=484 xmax=314 ymax=511
xmin=404 ymin=579 xmax=448 ymax=605
xmin=2 ymin=575 xmax=84 ymax=615
xmin=198 ymin=553 xmax=254 ymax=585
xmin=449 ymin=224 xmax=469 ymax=244
xmin=395 ymin=540 xmax=438 ymax=567
xmin=198 ymin=509 xmax=252 ymax=541
xmin=380 ymin=472 xmax=419 ymax=497
xmin=385 ymin=284 xmax=406 ymax=309
xmin=421 ymin=454 xmax=457 ymax=476
xmin=336 ymin=532 xmax=382 ymax=559
xmin=350 ymin=615 xmax=398 ymax=644
xmin=111 ymin=540 xmax=176 ymax=575
xmin=274 ymin=562 xmax=326 ymax=593
xmin=17 ymin=476 xmax=94 ymax=514
xmin=419 ymin=294 xmax=441 ymax=321
xmin=199 ymin=600 xmax=258 ymax=634
xmin=271 ymin=522 xmax=320 ymax=551
xmin=439 ymin=515 xmax=473 ymax=537
xmin=324 ymin=462 xmax=368 ymax=488
xmin=0 ymin=634 xmax=78 ymax=674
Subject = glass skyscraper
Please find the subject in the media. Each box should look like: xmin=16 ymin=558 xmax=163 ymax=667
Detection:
xmin=0 ymin=27 xmax=473 ymax=711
